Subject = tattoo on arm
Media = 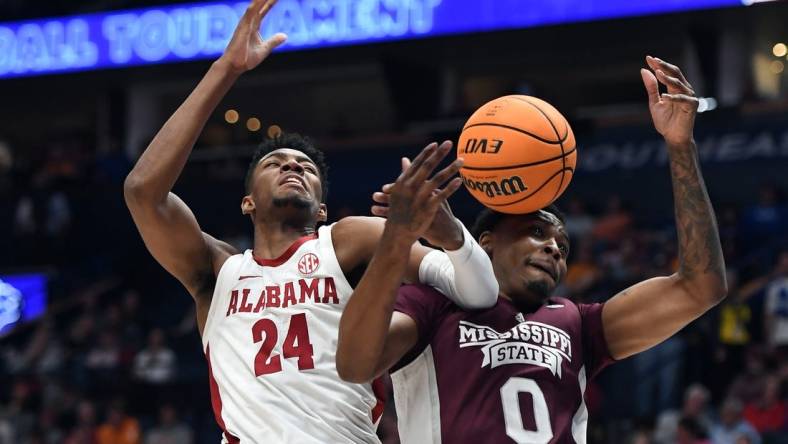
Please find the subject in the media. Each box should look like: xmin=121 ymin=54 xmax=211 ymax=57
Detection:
xmin=668 ymin=141 xmax=726 ymax=286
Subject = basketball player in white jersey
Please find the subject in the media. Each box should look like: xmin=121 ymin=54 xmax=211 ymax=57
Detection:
xmin=123 ymin=0 xmax=497 ymax=442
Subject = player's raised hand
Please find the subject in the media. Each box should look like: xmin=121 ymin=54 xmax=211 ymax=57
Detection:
xmin=641 ymin=56 xmax=699 ymax=146
xmin=377 ymin=142 xmax=464 ymax=246
xmin=373 ymin=181 xmax=464 ymax=250
xmin=219 ymin=0 xmax=286 ymax=74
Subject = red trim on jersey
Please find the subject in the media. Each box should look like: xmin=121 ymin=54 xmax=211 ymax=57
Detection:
xmin=371 ymin=377 xmax=387 ymax=423
xmin=253 ymin=234 xmax=318 ymax=267
xmin=205 ymin=345 xmax=241 ymax=444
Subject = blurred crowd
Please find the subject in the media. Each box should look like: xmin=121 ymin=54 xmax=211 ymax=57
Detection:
xmin=0 ymin=137 xmax=787 ymax=444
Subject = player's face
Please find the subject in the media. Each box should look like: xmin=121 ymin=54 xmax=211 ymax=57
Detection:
xmin=242 ymin=148 xmax=326 ymax=223
xmin=481 ymin=211 xmax=569 ymax=309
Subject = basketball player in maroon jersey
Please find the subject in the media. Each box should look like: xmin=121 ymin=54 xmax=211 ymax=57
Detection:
xmin=124 ymin=0 xmax=498 ymax=440
xmin=337 ymin=56 xmax=727 ymax=443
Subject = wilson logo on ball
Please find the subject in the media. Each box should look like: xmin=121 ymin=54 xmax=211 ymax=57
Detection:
xmin=462 ymin=138 xmax=504 ymax=154
xmin=457 ymin=95 xmax=577 ymax=214
xmin=462 ymin=175 xmax=528 ymax=198
xmin=297 ymin=253 xmax=320 ymax=276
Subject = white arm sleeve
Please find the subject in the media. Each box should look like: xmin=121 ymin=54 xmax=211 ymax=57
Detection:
xmin=418 ymin=219 xmax=498 ymax=309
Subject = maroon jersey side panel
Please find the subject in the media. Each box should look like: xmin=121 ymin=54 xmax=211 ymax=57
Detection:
xmin=393 ymin=284 xmax=614 ymax=444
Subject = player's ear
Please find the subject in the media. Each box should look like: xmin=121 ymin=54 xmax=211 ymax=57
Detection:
xmin=317 ymin=203 xmax=328 ymax=223
xmin=479 ymin=231 xmax=494 ymax=257
xmin=241 ymin=195 xmax=255 ymax=215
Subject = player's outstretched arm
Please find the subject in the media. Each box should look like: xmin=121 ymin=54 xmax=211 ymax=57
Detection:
xmin=601 ymin=56 xmax=727 ymax=360
xmin=336 ymin=142 xmax=463 ymax=383
xmin=124 ymin=0 xmax=286 ymax=297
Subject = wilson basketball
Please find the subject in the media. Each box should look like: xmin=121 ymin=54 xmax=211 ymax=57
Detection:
xmin=458 ymin=95 xmax=577 ymax=214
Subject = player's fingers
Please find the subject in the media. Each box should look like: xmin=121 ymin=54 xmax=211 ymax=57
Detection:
xmin=381 ymin=183 xmax=394 ymax=193
xmin=249 ymin=0 xmax=267 ymax=30
xmin=426 ymin=158 xmax=464 ymax=190
xmin=655 ymin=70 xmax=694 ymax=96
xmin=640 ymin=68 xmax=660 ymax=108
xmin=410 ymin=141 xmax=453 ymax=184
xmin=259 ymin=0 xmax=278 ymax=16
xmin=371 ymin=205 xmax=389 ymax=218
xmin=244 ymin=0 xmax=267 ymax=28
xmin=661 ymin=93 xmax=697 ymax=102
xmin=645 ymin=55 xmax=661 ymax=70
xmin=260 ymin=32 xmax=287 ymax=54
xmin=415 ymin=141 xmax=449 ymax=176
xmin=661 ymin=94 xmax=700 ymax=110
xmin=430 ymin=178 xmax=464 ymax=204
xmin=372 ymin=192 xmax=390 ymax=204
xmin=404 ymin=143 xmax=438 ymax=178
xmin=400 ymin=157 xmax=412 ymax=174
xmin=651 ymin=56 xmax=690 ymax=84
xmin=238 ymin=2 xmax=258 ymax=32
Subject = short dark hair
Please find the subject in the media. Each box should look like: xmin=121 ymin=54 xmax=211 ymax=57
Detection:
xmin=244 ymin=132 xmax=330 ymax=202
xmin=470 ymin=204 xmax=566 ymax=240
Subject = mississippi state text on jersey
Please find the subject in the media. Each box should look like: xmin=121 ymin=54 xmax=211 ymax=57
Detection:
xmin=391 ymin=284 xmax=613 ymax=444
xmin=202 ymin=224 xmax=384 ymax=443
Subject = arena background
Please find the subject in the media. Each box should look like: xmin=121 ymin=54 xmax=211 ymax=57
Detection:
xmin=1 ymin=0 xmax=787 ymax=443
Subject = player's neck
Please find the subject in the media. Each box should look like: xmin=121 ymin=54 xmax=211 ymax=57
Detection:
xmin=252 ymin=222 xmax=316 ymax=261
xmin=500 ymin=291 xmax=545 ymax=314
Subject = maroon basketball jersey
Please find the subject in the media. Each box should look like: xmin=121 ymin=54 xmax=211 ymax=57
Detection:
xmin=391 ymin=284 xmax=614 ymax=444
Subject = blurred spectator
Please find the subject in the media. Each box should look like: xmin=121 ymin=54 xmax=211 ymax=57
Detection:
xmin=601 ymin=236 xmax=645 ymax=285
xmin=133 ymin=329 xmax=176 ymax=385
xmin=120 ymin=290 xmax=145 ymax=348
xmin=654 ymin=384 xmax=713 ymax=444
xmin=634 ymin=336 xmax=685 ymax=416
xmin=64 ymin=400 xmax=98 ymax=444
xmin=96 ymin=400 xmax=140 ymax=444
xmin=564 ymin=198 xmax=595 ymax=241
xmin=591 ymin=196 xmax=633 ymax=243
xmin=17 ymin=319 xmax=67 ymax=377
xmin=677 ymin=416 xmax=711 ymax=444
xmin=0 ymin=380 xmax=36 ymax=442
xmin=562 ymin=240 xmax=601 ymax=300
xmin=36 ymin=406 xmax=64 ymax=444
xmin=145 ymin=404 xmax=193 ymax=444
xmin=740 ymin=185 xmax=786 ymax=243
xmin=764 ymin=251 xmax=788 ymax=351
xmin=728 ymin=348 xmax=769 ymax=405
xmin=742 ymin=375 xmax=786 ymax=435
xmin=713 ymin=269 xmax=768 ymax=399
xmin=85 ymin=331 xmax=121 ymax=371
xmin=631 ymin=430 xmax=654 ymax=444
xmin=13 ymin=176 xmax=72 ymax=238
xmin=709 ymin=398 xmax=761 ymax=444
xmin=718 ymin=271 xmax=753 ymax=350
xmin=84 ymin=331 xmax=123 ymax=391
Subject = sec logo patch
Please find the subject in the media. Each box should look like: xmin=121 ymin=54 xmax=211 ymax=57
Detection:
xmin=297 ymin=253 xmax=320 ymax=276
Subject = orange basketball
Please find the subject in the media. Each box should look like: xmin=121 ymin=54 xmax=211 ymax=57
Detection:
xmin=457 ymin=95 xmax=577 ymax=214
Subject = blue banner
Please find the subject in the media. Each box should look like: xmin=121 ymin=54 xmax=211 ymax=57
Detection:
xmin=0 ymin=0 xmax=743 ymax=79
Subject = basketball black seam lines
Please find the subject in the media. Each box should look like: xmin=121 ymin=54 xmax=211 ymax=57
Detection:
xmin=509 ymin=96 xmax=570 ymax=141
xmin=462 ymin=147 xmax=576 ymax=171
xmin=486 ymin=167 xmax=575 ymax=208
xmin=518 ymin=97 xmax=567 ymax=203
xmin=461 ymin=122 xmax=569 ymax=145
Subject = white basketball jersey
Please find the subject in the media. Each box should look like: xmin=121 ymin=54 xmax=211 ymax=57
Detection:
xmin=202 ymin=224 xmax=384 ymax=444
